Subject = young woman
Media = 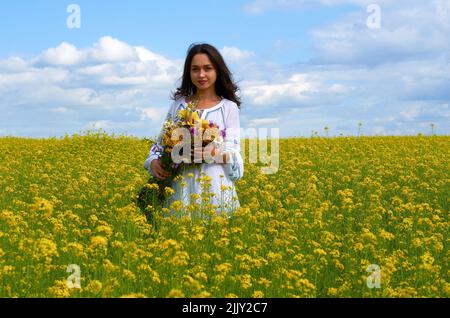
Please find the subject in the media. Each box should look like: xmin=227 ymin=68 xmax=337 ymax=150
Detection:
xmin=143 ymin=43 xmax=244 ymax=216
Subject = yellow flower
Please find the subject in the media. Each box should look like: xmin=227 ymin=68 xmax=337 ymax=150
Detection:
xmin=252 ymin=291 xmax=264 ymax=298
xmin=48 ymin=280 xmax=71 ymax=298
xmin=266 ymin=251 xmax=283 ymax=262
xmin=123 ymin=269 xmax=137 ymax=282
xmin=178 ymin=109 xmax=190 ymax=120
xmin=33 ymin=238 xmax=59 ymax=262
xmin=421 ymin=252 xmax=435 ymax=265
xmin=379 ymin=229 xmax=395 ymax=241
xmin=195 ymin=272 xmax=208 ymax=282
xmin=327 ymin=287 xmax=338 ymax=296
xmin=258 ymin=278 xmax=272 ymax=288
xmin=90 ymin=236 xmax=108 ymax=249
xmin=171 ymin=251 xmax=190 ymax=266
xmin=64 ymin=242 xmax=85 ymax=258
xmin=95 ymin=225 xmax=113 ymax=238
xmin=170 ymin=200 xmax=183 ymax=212
xmin=201 ymin=119 xmax=211 ymax=130
xmin=215 ymin=262 xmax=232 ymax=274
xmin=144 ymin=183 xmax=159 ymax=190
xmin=184 ymin=111 xmax=200 ymax=125
xmin=103 ymin=259 xmax=119 ymax=273
xmin=238 ymin=274 xmax=252 ymax=289
xmin=80 ymin=176 xmax=90 ymax=184
xmin=183 ymin=275 xmax=203 ymax=291
xmin=165 ymin=187 xmax=175 ymax=196
xmin=354 ymin=243 xmax=364 ymax=251
xmin=85 ymin=280 xmax=103 ymax=294
xmin=313 ymin=248 xmax=327 ymax=256
xmin=166 ymin=289 xmax=185 ymax=298
xmin=30 ymin=197 xmax=54 ymax=215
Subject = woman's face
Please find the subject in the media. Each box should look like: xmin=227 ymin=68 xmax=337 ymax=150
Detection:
xmin=190 ymin=53 xmax=217 ymax=93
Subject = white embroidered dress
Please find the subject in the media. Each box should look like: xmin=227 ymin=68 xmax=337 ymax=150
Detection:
xmin=143 ymin=96 xmax=244 ymax=215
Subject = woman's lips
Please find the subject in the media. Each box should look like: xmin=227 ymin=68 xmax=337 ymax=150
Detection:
xmin=198 ymin=81 xmax=208 ymax=85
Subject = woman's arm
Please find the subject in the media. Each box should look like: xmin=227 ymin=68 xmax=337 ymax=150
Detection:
xmin=143 ymin=142 xmax=164 ymax=177
xmin=220 ymin=102 xmax=244 ymax=181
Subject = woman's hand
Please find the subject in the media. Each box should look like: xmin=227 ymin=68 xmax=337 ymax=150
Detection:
xmin=150 ymin=159 xmax=171 ymax=179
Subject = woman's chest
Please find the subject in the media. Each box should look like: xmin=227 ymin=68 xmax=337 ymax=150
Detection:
xmin=201 ymin=107 xmax=226 ymax=128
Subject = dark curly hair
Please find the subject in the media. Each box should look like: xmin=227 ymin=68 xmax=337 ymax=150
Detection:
xmin=171 ymin=43 xmax=241 ymax=108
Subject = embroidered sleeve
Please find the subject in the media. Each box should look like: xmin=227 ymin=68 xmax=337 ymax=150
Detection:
xmin=222 ymin=102 xmax=244 ymax=181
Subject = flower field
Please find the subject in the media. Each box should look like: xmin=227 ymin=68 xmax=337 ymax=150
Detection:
xmin=0 ymin=131 xmax=448 ymax=297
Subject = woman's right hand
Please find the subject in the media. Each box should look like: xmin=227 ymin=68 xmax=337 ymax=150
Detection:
xmin=151 ymin=159 xmax=171 ymax=180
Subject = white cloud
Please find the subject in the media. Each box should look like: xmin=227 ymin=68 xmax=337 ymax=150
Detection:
xmin=38 ymin=42 xmax=83 ymax=66
xmin=35 ymin=36 xmax=141 ymax=67
xmin=136 ymin=46 xmax=181 ymax=70
xmin=220 ymin=46 xmax=255 ymax=63
xmin=242 ymin=73 xmax=318 ymax=105
xmin=89 ymin=36 xmax=138 ymax=63
xmin=66 ymin=45 xmax=182 ymax=88
xmin=0 ymin=67 xmax=68 ymax=89
xmin=0 ymin=36 xmax=186 ymax=138
xmin=0 ymin=57 xmax=29 ymax=72
xmin=0 ymin=36 xmax=182 ymax=95
xmin=76 ymin=63 xmax=111 ymax=76
xmin=98 ymin=75 xmax=148 ymax=86
xmin=137 ymin=107 xmax=167 ymax=123
xmin=34 ymin=36 xmax=177 ymax=69
xmin=311 ymin=1 xmax=450 ymax=66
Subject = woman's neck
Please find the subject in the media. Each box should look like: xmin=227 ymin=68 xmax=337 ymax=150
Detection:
xmin=193 ymin=89 xmax=221 ymax=101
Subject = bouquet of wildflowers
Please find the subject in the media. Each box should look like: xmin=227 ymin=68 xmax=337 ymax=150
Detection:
xmin=136 ymin=98 xmax=226 ymax=222
xmin=162 ymin=98 xmax=227 ymax=169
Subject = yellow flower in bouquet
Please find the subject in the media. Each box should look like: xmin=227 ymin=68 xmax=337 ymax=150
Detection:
xmin=178 ymin=107 xmax=201 ymax=126
xmin=201 ymin=119 xmax=212 ymax=130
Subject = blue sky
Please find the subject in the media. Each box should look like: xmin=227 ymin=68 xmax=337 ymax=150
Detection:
xmin=0 ymin=0 xmax=449 ymax=138
xmin=0 ymin=1 xmax=355 ymax=62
